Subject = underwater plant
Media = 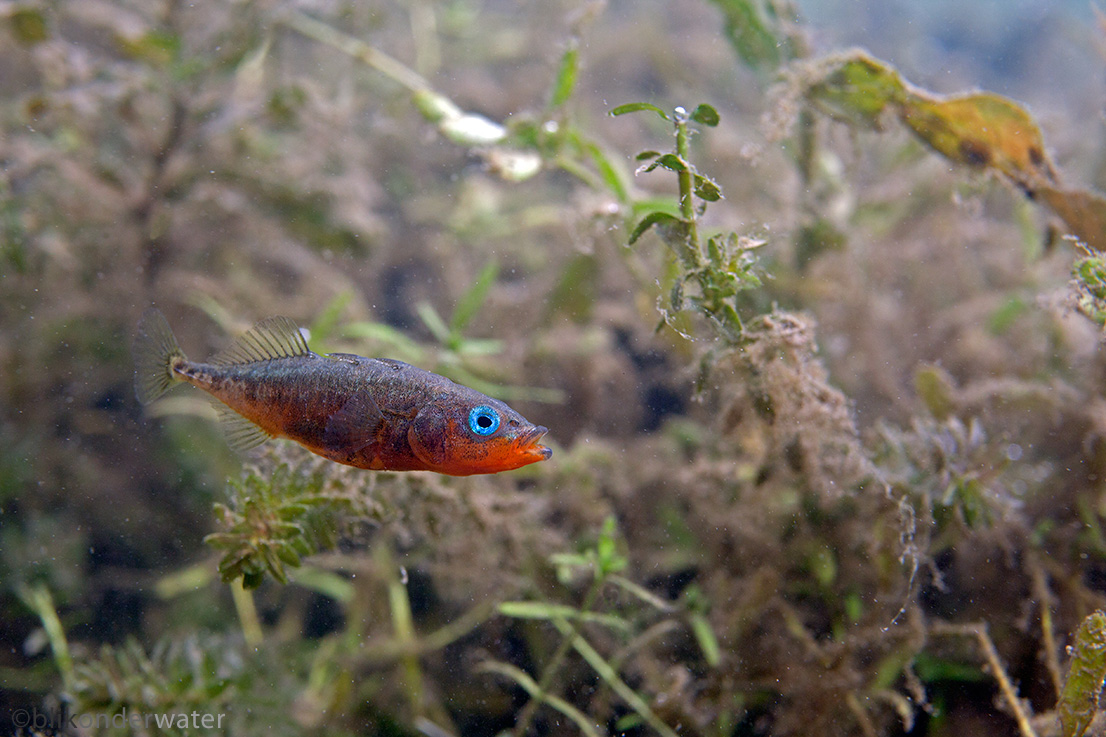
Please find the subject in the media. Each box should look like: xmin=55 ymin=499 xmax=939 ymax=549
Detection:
xmin=6 ymin=1 xmax=1106 ymax=736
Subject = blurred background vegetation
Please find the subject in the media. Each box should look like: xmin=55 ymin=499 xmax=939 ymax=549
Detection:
xmin=3 ymin=1 xmax=1106 ymax=735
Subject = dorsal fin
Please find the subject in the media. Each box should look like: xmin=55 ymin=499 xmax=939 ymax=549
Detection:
xmin=211 ymin=317 xmax=310 ymax=366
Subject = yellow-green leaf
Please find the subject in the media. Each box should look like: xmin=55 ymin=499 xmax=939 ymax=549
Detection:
xmin=914 ymin=363 xmax=956 ymax=421
xmin=115 ymin=30 xmax=181 ymax=67
xmin=1060 ymin=611 xmax=1106 ymax=737
xmin=900 ymin=93 xmax=1056 ymax=186
xmin=807 ymin=55 xmax=905 ymax=129
xmin=550 ymin=40 xmax=580 ymax=109
xmin=1038 ymin=186 xmax=1106 ymax=253
xmin=800 ymin=51 xmax=1106 ymax=252
xmin=10 ymin=7 xmax=48 ymax=45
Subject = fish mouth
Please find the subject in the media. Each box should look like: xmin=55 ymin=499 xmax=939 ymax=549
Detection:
xmin=519 ymin=425 xmax=552 ymax=461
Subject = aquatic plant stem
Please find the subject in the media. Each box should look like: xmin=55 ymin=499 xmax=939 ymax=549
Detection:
xmin=282 ymin=11 xmax=430 ymax=94
xmin=1028 ymin=553 xmax=1063 ymax=698
xmin=933 ymin=622 xmax=1038 ymax=737
xmin=231 ymin=578 xmax=263 ymax=647
xmin=617 ymin=103 xmax=752 ymax=343
xmin=844 ymin=692 xmax=879 ymax=737
xmin=378 ymin=545 xmax=426 ymax=719
xmin=673 ymin=110 xmax=703 ymax=271
xmin=551 ymin=617 xmax=680 ymax=737
xmin=512 ymin=577 xmax=604 ymax=737
xmin=17 ymin=584 xmax=74 ymax=690
xmin=478 ymin=661 xmax=600 ymax=737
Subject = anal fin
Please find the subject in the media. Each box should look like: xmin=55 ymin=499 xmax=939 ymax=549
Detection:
xmin=213 ymin=402 xmax=273 ymax=452
xmin=323 ymin=392 xmax=383 ymax=453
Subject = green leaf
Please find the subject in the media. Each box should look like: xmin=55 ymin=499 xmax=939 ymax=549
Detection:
xmin=267 ymin=85 xmax=308 ymax=125
xmin=807 ymin=545 xmax=837 ymax=588
xmin=629 ymin=197 xmax=682 ymax=221
xmin=610 ymin=102 xmax=671 ymax=121
xmin=309 ymin=290 xmax=353 ymax=347
xmin=456 ymin=338 xmax=504 ymax=356
xmin=642 ymin=153 xmax=688 ymax=174
xmin=609 ymin=575 xmax=674 ymax=612
xmin=341 ymin=321 xmax=425 ymax=363
xmin=206 ymin=462 xmax=357 ymax=589
xmin=807 ymin=54 xmax=906 ymax=128
xmin=288 ymin=566 xmax=355 ymax=603
xmin=595 ymin=516 xmax=626 ymax=576
xmin=498 ymin=601 xmax=632 ymax=632
xmin=550 ymin=40 xmax=580 ymax=109
xmin=276 ymin=545 xmax=302 ymax=567
xmin=549 ymin=552 xmax=593 ymax=568
xmin=583 ymin=141 xmax=631 ymax=203
xmin=629 ymin=212 xmax=686 ymax=245
xmin=451 ymin=260 xmax=499 ymax=334
xmin=635 ymin=150 xmax=662 ymax=161
xmin=154 ymin=562 xmax=215 ymax=599
xmin=708 ymin=0 xmax=787 ymax=72
xmin=10 ymin=7 xmax=48 ymax=45
xmin=547 ymin=253 xmax=600 ymax=323
xmin=693 ymin=172 xmax=723 ymax=201
xmin=66 ymin=633 xmax=244 ymax=712
xmin=615 ymin=715 xmax=646 ymax=731
xmin=16 ymin=584 xmax=73 ymax=687
xmin=914 ymin=364 xmax=956 ymax=421
xmin=986 ymin=296 xmax=1027 ymax=336
xmin=910 ymin=652 xmax=989 ymax=683
xmin=794 ymin=218 xmax=848 ymax=267
xmin=689 ymin=613 xmax=721 ymax=666
xmin=690 ymin=104 xmax=720 ymax=127
xmin=416 ymin=301 xmax=453 ymax=345
xmin=1074 ymin=252 xmax=1106 ymax=326
xmin=116 ymin=30 xmax=181 ymax=67
xmin=867 ymin=644 xmax=916 ymax=691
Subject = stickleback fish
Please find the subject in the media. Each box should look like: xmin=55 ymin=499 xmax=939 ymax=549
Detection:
xmin=133 ymin=309 xmax=552 ymax=476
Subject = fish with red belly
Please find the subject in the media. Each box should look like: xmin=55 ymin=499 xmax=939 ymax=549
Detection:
xmin=133 ymin=309 xmax=552 ymax=476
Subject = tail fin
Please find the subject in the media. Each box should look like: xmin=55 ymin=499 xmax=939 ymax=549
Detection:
xmin=133 ymin=308 xmax=187 ymax=405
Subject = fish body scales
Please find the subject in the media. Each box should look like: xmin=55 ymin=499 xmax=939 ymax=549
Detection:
xmin=133 ymin=309 xmax=551 ymax=476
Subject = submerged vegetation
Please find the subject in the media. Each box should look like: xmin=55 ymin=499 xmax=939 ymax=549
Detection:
xmin=5 ymin=1 xmax=1106 ymax=735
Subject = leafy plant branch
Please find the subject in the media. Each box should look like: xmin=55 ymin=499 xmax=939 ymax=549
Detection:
xmin=612 ymin=103 xmax=763 ymax=344
xmin=484 ymin=517 xmax=714 ymax=737
xmin=281 ymin=9 xmax=627 ymax=193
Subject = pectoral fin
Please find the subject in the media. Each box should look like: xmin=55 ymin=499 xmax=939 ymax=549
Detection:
xmin=323 ymin=392 xmax=384 ymax=452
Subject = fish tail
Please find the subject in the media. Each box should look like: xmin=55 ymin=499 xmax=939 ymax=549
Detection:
xmin=133 ymin=308 xmax=187 ymax=405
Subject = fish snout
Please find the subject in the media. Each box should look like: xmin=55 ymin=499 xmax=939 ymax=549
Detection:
xmin=520 ymin=425 xmax=552 ymax=460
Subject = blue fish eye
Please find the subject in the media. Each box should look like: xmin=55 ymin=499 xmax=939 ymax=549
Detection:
xmin=468 ymin=405 xmax=500 ymax=436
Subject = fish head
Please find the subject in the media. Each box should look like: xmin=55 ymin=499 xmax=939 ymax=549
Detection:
xmin=408 ymin=394 xmax=552 ymax=476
